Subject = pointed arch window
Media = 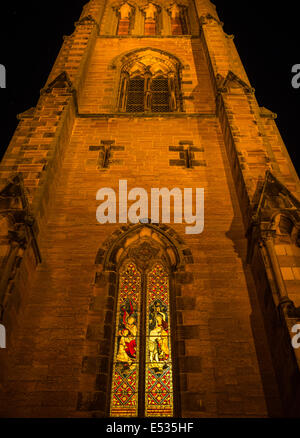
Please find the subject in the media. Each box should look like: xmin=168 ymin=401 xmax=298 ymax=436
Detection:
xmin=151 ymin=76 xmax=170 ymax=112
xmin=120 ymin=72 xmax=179 ymax=113
xmin=110 ymin=261 xmax=174 ymax=417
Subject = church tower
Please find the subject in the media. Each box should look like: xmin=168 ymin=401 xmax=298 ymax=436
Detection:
xmin=0 ymin=0 xmax=300 ymax=418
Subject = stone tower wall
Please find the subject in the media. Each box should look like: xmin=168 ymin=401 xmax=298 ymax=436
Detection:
xmin=0 ymin=0 xmax=299 ymax=418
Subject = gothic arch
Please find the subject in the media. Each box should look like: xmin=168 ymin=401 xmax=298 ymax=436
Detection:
xmin=95 ymin=222 xmax=192 ymax=272
xmin=111 ymin=48 xmax=184 ymax=112
xmin=270 ymin=211 xmax=300 ymax=242
xmin=79 ymin=223 xmax=194 ymax=416
xmin=103 ymin=224 xmax=189 ymax=417
xmin=109 ymin=47 xmax=185 ymax=72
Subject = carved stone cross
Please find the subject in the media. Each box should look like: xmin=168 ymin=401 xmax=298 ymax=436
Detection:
xmin=89 ymin=140 xmax=125 ymax=169
xmin=169 ymin=141 xmax=206 ymax=168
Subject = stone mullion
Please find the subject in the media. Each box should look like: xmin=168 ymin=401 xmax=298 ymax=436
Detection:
xmin=118 ymin=73 xmax=129 ymax=112
xmin=168 ymin=75 xmax=177 ymax=111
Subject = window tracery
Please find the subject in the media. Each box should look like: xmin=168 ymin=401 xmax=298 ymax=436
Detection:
xmin=117 ymin=50 xmax=181 ymax=113
xmin=110 ymin=259 xmax=174 ymax=417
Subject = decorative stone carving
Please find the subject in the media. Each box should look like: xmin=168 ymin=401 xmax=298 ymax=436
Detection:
xmin=0 ymin=174 xmax=41 ymax=320
xmin=216 ymin=71 xmax=254 ymax=95
xmin=199 ymin=13 xmax=223 ymax=27
xmin=118 ymin=2 xmax=132 ymax=19
xmin=75 ymin=15 xmax=100 ymax=32
xmin=280 ymin=297 xmax=300 ymax=319
xmin=168 ymin=3 xmax=181 ymax=19
xmin=117 ymin=2 xmax=134 ymax=35
xmin=41 ymin=71 xmax=74 ymax=95
xmin=129 ymin=241 xmax=160 ymax=269
xmin=246 ymin=170 xmax=300 ymax=261
xmin=143 ymin=3 xmax=158 ymax=20
xmin=167 ymin=3 xmax=188 ymax=35
xmin=260 ymin=107 xmax=277 ymax=120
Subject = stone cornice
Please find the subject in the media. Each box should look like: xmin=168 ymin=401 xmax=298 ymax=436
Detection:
xmin=97 ymin=34 xmax=195 ymax=38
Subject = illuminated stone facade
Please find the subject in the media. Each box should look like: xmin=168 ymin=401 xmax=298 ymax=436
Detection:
xmin=0 ymin=0 xmax=299 ymax=417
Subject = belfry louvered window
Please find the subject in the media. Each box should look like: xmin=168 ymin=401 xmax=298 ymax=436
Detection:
xmin=151 ymin=76 xmax=170 ymax=112
xmin=119 ymin=73 xmax=178 ymax=113
xmin=126 ymin=76 xmax=145 ymax=113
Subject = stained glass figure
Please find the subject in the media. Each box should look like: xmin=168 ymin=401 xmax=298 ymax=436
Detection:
xmin=110 ymin=261 xmax=173 ymax=417
xmin=110 ymin=262 xmax=141 ymax=417
xmin=145 ymin=263 xmax=173 ymax=416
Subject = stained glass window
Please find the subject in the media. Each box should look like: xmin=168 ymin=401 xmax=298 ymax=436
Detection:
xmin=110 ymin=262 xmax=141 ymax=417
xmin=110 ymin=261 xmax=173 ymax=417
xmin=145 ymin=263 xmax=173 ymax=416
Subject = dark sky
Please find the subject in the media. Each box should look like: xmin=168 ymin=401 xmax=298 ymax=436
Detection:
xmin=0 ymin=1 xmax=299 ymax=174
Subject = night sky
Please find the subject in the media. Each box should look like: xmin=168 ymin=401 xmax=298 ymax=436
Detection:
xmin=0 ymin=1 xmax=299 ymax=174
